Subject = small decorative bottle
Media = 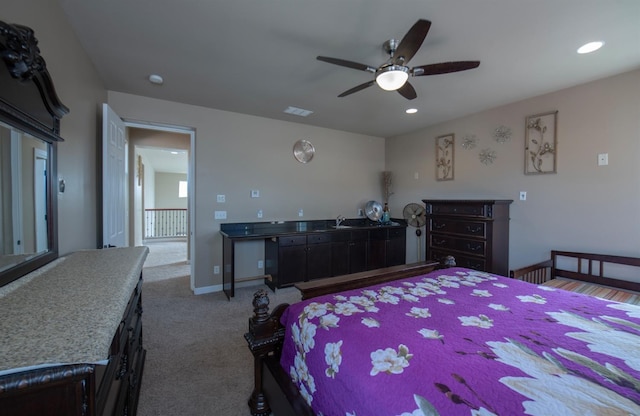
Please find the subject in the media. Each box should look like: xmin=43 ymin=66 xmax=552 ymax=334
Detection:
xmin=382 ymin=202 xmax=390 ymax=224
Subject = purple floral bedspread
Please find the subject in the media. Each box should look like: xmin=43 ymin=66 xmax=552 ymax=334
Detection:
xmin=279 ymin=267 xmax=640 ymax=416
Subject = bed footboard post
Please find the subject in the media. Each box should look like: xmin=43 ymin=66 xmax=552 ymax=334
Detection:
xmin=244 ymin=289 xmax=288 ymax=416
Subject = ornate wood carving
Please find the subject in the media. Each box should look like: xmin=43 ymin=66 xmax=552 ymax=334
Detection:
xmin=244 ymin=289 xmax=289 ymax=416
xmin=0 ymin=22 xmax=46 ymax=81
xmin=0 ymin=20 xmax=69 ymax=136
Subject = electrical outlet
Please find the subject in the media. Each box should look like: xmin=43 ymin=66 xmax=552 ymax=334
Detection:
xmin=519 ymin=191 xmax=527 ymax=201
xmin=298 ymin=209 xmax=304 ymax=217
xmin=214 ymin=210 xmax=227 ymax=219
xmin=213 ymin=265 xmax=220 ymax=274
xmin=357 ymin=208 xmax=364 ymax=217
xmin=258 ymin=260 xmax=264 ymax=269
xmin=216 ymin=194 xmax=225 ymax=203
xmin=257 ymin=209 xmax=263 ymax=218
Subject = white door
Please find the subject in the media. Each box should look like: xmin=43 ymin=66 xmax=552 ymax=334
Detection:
xmin=34 ymin=148 xmax=48 ymax=253
xmin=102 ymin=103 xmax=127 ymax=248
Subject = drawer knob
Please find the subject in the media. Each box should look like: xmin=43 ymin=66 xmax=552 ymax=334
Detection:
xmin=466 ymin=243 xmax=482 ymax=252
xmin=465 ymin=225 xmax=482 ymax=233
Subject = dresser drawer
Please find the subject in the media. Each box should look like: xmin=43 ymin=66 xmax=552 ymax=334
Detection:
xmin=428 ymin=203 xmax=488 ymax=217
xmin=429 ymin=219 xmax=486 ymax=238
xmin=429 ymin=235 xmax=486 ymax=256
xmin=430 ymin=249 xmax=486 ymax=271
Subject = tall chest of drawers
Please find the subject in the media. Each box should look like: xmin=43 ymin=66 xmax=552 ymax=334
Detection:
xmin=422 ymin=199 xmax=512 ymax=276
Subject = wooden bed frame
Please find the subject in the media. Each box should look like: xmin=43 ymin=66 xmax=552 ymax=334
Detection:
xmin=244 ymin=259 xmax=448 ymax=416
xmin=509 ymin=250 xmax=640 ymax=292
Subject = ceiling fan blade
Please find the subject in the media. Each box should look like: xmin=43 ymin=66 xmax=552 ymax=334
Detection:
xmin=393 ymin=19 xmax=431 ymax=65
xmin=338 ymin=80 xmax=375 ymax=97
xmin=412 ymin=61 xmax=480 ymax=76
xmin=317 ymin=56 xmax=376 ymax=72
xmin=397 ymin=82 xmax=417 ymax=100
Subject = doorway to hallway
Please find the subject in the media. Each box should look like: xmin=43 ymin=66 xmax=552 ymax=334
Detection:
xmin=142 ymin=238 xmax=189 ymax=282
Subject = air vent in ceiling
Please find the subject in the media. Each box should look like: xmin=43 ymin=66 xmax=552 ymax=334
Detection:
xmin=284 ymin=106 xmax=313 ymax=117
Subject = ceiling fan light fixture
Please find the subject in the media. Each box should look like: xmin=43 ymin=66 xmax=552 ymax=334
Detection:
xmin=376 ymin=65 xmax=409 ymax=91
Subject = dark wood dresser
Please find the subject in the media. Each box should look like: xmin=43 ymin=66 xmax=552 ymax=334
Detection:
xmin=0 ymin=247 xmax=148 ymax=416
xmin=422 ymin=199 xmax=512 ymax=276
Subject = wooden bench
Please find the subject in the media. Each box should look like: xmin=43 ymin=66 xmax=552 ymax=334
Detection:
xmin=510 ymin=250 xmax=640 ymax=303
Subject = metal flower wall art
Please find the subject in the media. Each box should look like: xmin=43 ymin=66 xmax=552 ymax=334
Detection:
xmin=479 ymin=148 xmax=497 ymax=165
xmin=525 ymin=111 xmax=558 ymax=174
xmin=461 ymin=134 xmax=477 ymax=150
xmin=493 ymin=125 xmax=512 ymax=144
xmin=436 ymin=133 xmax=454 ymax=181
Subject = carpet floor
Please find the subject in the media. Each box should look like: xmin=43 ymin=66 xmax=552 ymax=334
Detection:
xmin=137 ymin=273 xmax=299 ymax=415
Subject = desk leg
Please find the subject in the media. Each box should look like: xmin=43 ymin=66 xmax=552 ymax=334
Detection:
xmin=223 ymin=236 xmax=235 ymax=299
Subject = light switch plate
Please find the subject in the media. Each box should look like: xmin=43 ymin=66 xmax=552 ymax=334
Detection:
xmin=216 ymin=194 xmax=225 ymax=203
xmin=214 ymin=210 xmax=227 ymax=219
xmin=251 ymin=190 xmax=260 ymax=198
xmin=598 ymin=153 xmax=608 ymax=166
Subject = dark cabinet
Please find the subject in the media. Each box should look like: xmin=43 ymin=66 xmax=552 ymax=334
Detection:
xmin=266 ymin=233 xmax=332 ymax=288
xmin=423 ymin=199 xmax=512 ymax=275
xmin=306 ymin=233 xmax=333 ymax=280
xmin=332 ymin=230 xmax=369 ymax=276
xmin=369 ymin=227 xmax=406 ymax=270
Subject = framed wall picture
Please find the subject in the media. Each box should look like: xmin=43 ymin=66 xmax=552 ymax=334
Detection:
xmin=436 ymin=133 xmax=454 ymax=181
xmin=525 ymin=111 xmax=558 ymax=174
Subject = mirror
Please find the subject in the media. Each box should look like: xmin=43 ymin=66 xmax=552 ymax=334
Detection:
xmin=0 ymin=21 xmax=68 ymax=287
xmin=0 ymin=121 xmax=52 ymax=271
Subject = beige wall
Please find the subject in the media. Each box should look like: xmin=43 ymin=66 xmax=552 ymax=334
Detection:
xmin=155 ymin=173 xmax=188 ymax=209
xmin=6 ymin=1 xmax=640 ymax=291
xmin=387 ymin=69 xmax=640 ymax=270
xmin=4 ymin=0 xmax=108 ymax=254
xmin=108 ymin=91 xmax=386 ymax=291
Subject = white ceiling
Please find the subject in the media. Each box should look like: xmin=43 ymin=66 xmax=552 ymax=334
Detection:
xmin=58 ymin=0 xmax=640 ymax=138
xmin=136 ymin=147 xmax=188 ymax=174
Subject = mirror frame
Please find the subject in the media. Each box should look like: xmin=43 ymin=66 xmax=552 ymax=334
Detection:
xmin=0 ymin=21 xmax=68 ymax=287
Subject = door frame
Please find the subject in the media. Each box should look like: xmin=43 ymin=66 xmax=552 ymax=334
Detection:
xmin=124 ymin=120 xmax=196 ymax=291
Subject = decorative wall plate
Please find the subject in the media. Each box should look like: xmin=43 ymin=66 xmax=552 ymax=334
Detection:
xmin=293 ymin=139 xmax=315 ymax=163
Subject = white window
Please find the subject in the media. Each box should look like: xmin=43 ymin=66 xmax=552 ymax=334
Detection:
xmin=179 ymin=180 xmax=188 ymax=198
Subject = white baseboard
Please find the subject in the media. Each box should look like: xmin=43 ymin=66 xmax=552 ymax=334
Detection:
xmin=193 ymin=278 xmax=263 ymax=295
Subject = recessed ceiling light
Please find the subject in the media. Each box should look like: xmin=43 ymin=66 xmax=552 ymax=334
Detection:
xmin=406 ymin=108 xmax=418 ymax=114
xmin=148 ymin=74 xmax=164 ymax=85
xmin=577 ymin=41 xmax=604 ymax=54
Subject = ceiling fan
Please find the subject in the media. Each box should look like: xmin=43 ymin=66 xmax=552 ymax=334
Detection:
xmin=317 ymin=19 xmax=480 ymax=100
